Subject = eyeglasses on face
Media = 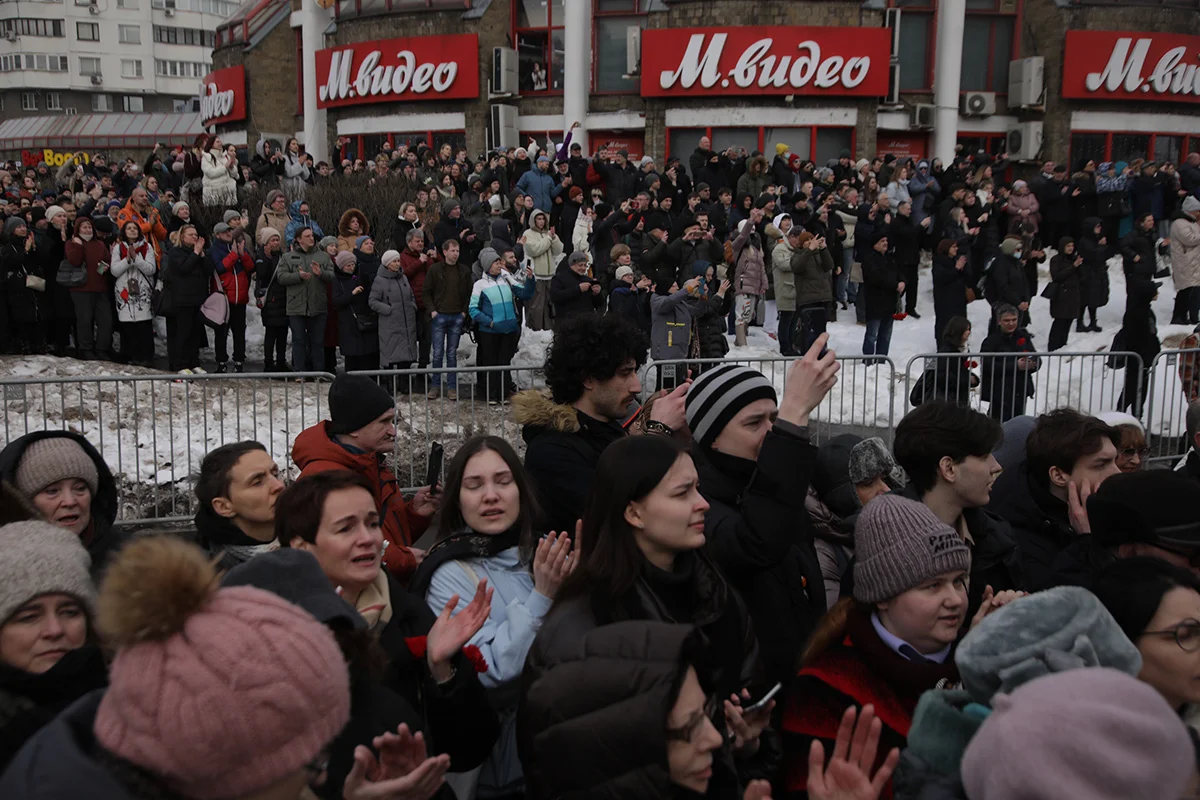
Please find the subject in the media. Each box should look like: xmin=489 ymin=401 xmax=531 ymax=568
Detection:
xmin=1143 ymin=619 xmax=1200 ymax=652
xmin=1117 ymin=446 xmax=1150 ymax=461
xmin=665 ymin=693 xmax=726 ymax=744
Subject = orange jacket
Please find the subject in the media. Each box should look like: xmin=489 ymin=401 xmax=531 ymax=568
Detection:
xmin=291 ymin=421 xmax=430 ymax=580
xmin=116 ymin=201 xmax=169 ymax=263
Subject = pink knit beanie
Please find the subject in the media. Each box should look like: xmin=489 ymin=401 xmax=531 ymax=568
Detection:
xmin=93 ymin=537 xmax=350 ymax=799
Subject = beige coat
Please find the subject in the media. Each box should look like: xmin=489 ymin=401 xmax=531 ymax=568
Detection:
xmin=1171 ymin=216 xmax=1200 ymax=291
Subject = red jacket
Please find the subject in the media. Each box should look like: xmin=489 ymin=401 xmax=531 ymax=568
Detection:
xmin=210 ymin=242 xmax=254 ymax=305
xmin=780 ymin=607 xmax=958 ymax=799
xmin=64 ymin=218 xmax=111 ymax=293
xmin=291 ymin=421 xmax=430 ymax=580
xmin=400 ymin=248 xmax=430 ymax=310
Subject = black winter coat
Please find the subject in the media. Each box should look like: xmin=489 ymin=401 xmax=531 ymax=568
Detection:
xmin=332 ymin=264 xmax=379 ymax=357
xmin=376 ymin=572 xmax=500 ymax=772
xmin=519 ymin=621 xmax=745 ymax=800
xmin=548 ymin=261 xmax=603 ymax=321
xmin=890 ymin=214 xmax=922 ymax=267
xmin=515 ymin=392 xmax=628 ymax=535
xmin=606 ymin=285 xmax=651 ymax=333
xmin=1048 ymin=247 xmax=1082 ymax=320
xmin=693 ymin=290 xmax=731 ymax=360
xmin=1 ymin=241 xmax=50 ymax=325
xmin=254 ymin=250 xmax=287 ymax=327
xmin=0 ymin=431 xmax=127 ymax=581
xmin=861 ymin=248 xmax=901 ymax=320
xmin=162 ymin=244 xmax=209 ymax=311
xmin=519 ymin=551 xmax=777 ymax=800
xmin=985 ymin=253 xmax=1029 ymax=309
xmin=931 ymin=253 xmax=968 ymax=322
xmin=1120 ymin=227 xmax=1157 ymax=288
xmin=0 ymin=647 xmax=108 ymax=774
xmin=1077 ymin=221 xmax=1110 ymax=308
xmin=979 ymin=328 xmax=1038 ymax=406
xmin=987 ymin=466 xmax=1074 ymax=591
xmin=695 ymin=424 xmax=826 ymax=687
xmin=909 ymin=346 xmax=975 ymax=408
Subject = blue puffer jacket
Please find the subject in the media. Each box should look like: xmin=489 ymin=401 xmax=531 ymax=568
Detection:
xmin=469 ymin=271 xmax=536 ymax=334
xmin=514 ymin=167 xmax=563 ymax=215
xmin=283 ymin=199 xmax=325 ymax=248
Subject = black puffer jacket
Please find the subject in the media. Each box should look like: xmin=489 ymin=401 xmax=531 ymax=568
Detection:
xmin=1047 ymin=240 xmax=1081 ymax=320
xmin=1077 ymin=219 xmax=1110 ymax=309
xmin=518 ymin=621 xmax=741 ymax=800
xmin=0 ymin=431 xmax=126 ymax=581
xmin=519 ymin=551 xmax=777 ymax=800
xmin=1120 ymin=226 xmax=1157 ymax=289
xmin=254 ymin=249 xmax=287 ymax=327
xmin=987 ymin=465 xmax=1074 ymax=591
xmin=548 ymin=260 xmax=603 ymax=321
xmin=693 ymin=289 xmax=731 ymax=360
xmin=694 ymin=423 xmax=825 ymax=687
xmin=331 ymin=260 xmax=378 ymax=358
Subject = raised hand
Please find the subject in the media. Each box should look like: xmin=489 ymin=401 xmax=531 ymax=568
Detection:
xmin=779 ymin=333 xmax=840 ymax=427
xmin=532 ymin=531 xmax=575 ymax=599
xmin=426 ymin=579 xmax=493 ymax=676
xmin=649 ymin=379 xmax=691 ymax=431
xmin=724 ymin=689 xmax=773 ymax=757
xmin=807 ymin=705 xmax=900 ymax=800
xmin=343 ymin=725 xmax=450 ymax=800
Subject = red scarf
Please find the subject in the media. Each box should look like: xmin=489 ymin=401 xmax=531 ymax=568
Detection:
xmin=120 ymin=240 xmax=148 ymax=260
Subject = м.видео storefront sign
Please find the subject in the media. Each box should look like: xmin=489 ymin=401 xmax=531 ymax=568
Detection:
xmin=315 ymin=33 xmax=480 ymax=109
xmin=1063 ymin=31 xmax=1200 ymax=104
xmin=199 ymin=65 xmax=247 ymax=126
xmin=640 ymin=26 xmax=891 ymax=98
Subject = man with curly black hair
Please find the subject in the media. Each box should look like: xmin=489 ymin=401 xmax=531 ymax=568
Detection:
xmin=512 ymin=314 xmax=689 ymax=534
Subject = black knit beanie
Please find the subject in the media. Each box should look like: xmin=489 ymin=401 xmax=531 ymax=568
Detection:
xmin=328 ymin=375 xmax=395 ymax=435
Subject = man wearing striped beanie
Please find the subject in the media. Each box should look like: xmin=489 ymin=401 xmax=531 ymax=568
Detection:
xmin=682 ymin=337 xmax=840 ymax=685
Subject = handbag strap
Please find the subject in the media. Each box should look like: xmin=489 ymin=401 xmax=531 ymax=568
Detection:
xmin=210 ymin=264 xmax=228 ymax=295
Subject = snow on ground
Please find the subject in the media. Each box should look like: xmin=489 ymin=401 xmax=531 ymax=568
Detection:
xmin=2 ymin=249 xmax=1195 ymax=522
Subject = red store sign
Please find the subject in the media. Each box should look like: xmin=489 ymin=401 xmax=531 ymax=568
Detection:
xmin=315 ymin=33 xmax=479 ymax=109
xmin=199 ymin=65 xmax=247 ymax=126
xmin=640 ymin=26 xmax=891 ymax=98
xmin=1063 ymin=31 xmax=1200 ymax=104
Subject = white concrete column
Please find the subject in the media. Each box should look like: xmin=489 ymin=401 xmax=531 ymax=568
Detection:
xmin=295 ymin=0 xmax=331 ymax=162
xmin=562 ymin=0 xmax=591 ymax=149
xmin=930 ymin=0 xmax=965 ymax=165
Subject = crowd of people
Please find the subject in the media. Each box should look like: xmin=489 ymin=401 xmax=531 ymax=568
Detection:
xmin=3 ymin=301 xmax=1200 ymax=798
xmin=4 ymin=132 xmax=1197 ymax=403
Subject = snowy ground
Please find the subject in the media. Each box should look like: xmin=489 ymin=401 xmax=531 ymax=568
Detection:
xmin=2 ymin=249 xmax=1195 ymax=523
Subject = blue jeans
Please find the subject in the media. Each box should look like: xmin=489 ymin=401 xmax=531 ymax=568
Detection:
xmin=289 ymin=314 xmax=327 ymax=372
xmin=863 ymin=315 xmax=895 ymax=357
xmin=430 ymin=313 xmax=464 ymax=387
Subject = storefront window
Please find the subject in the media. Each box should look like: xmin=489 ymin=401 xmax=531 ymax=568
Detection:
xmin=1112 ymin=134 xmax=1151 ymax=165
xmin=892 ymin=0 xmax=933 ymax=91
xmin=958 ymin=134 xmax=1006 ymax=158
xmin=814 ymin=129 xmax=854 ymax=166
xmin=764 ymin=128 xmax=813 ymax=164
xmin=711 ymin=128 xmax=759 ymax=156
xmin=1155 ymin=135 xmax=1184 ymax=165
xmin=1069 ymin=134 xmax=1106 ymax=167
xmin=668 ymin=128 xmax=705 ymax=161
xmin=515 ymin=0 xmax=563 ymax=93
xmin=432 ymin=131 xmax=467 ymax=154
xmin=340 ymin=131 xmax=467 ymax=163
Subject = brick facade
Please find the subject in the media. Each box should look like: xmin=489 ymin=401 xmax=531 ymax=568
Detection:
xmin=212 ymin=17 xmax=297 ymax=148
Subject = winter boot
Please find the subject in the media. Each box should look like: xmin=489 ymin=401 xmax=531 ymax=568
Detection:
xmin=215 ymin=362 xmax=228 ymax=374
xmin=233 ymin=361 xmax=244 ymax=373
xmin=734 ymin=324 xmax=748 ymax=347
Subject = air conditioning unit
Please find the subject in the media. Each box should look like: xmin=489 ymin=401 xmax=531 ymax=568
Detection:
xmin=3 ymin=31 xmax=16 ymax=42
xmin=490 ymin=46 xmax=518 ymax=97
xmin=489 ymin=103 xmax=518 ymax=151
xmin=1008 ymin=56 xmax=1044 ymax=108
xmin=90 ymin=73 xmax=103 ymax=85
xmin=625 ymin=26 xmax=640 ymax=75
xmin=910 ymin=103 xmax=935 ymax=129
xmin=960 ymin=91 xmax=996 ymax=117
xmin=1007 ymin=121 xmax=1044 ymax=161
xmin=64 ymin=107 xmax=77 ymax=116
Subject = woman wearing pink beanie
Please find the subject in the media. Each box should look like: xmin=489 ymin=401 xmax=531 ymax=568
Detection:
xmin=0 ymin=535 xmax=410 ymax=799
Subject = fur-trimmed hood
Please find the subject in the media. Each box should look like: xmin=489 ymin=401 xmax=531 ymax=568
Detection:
xmin=338 ymin=208 xmax=369 ymax=238
xmin=511 ymin=389 xmax=580 ymax=435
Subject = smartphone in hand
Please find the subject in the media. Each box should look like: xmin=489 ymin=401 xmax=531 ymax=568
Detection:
xmin=426 ymin=442 xmax=444 ymax=491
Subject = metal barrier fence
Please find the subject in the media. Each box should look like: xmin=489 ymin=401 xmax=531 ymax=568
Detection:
xmin=1145 ymin=348 xmax=1200 ymax=465
xmin=8 ymin=348 xmax=1200 ymax=525
xmin=1 ymin=372 xmax=335 ymax=525
xmin=903 ymin=350 xmax=1145 ymax=422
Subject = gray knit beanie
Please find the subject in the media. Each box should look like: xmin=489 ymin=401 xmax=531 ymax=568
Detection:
xmin=0 ymin=521 xmax=96 ymax=625
xmin=853 ymin=494 xmax=971 ymax=604
xmin=955 ymin=586 xmax=1142 ymax=704
xmin=685 ymin=365 xmax=778 ymax=450
xmin=318 ymin=235 xmax=338 ymax=251
xmin=14 ymin=437 xmax=99 ymax=498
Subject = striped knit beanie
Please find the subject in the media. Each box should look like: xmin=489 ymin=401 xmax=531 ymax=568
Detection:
xmin=685 ymin=365 xmax=777 ymax=449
